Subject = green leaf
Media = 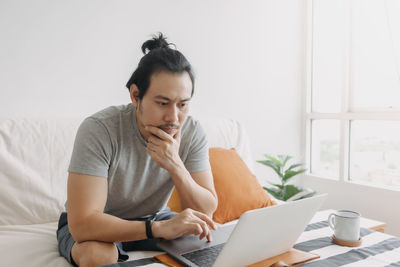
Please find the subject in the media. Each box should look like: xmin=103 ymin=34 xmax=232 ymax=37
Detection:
xmin=287 ymin=163 xmax=303 ymax=171
xmin=266 ymin=181 xmax=285 ymax=189
xmin=256 ymin=160 xmax=282 ymax=178
xmin=277 ymin=155 xmax=286 ymax=163
xmin=263 ymin=154 xmax=283 ymax=167
xmin=282 ymin=185 xmax=302 ymax=201
xmin=263 ymin=187 xmax=284 ymax=200
xmin=271 ymin=183 xmax=284 ymax=189
xmin=283 ymin=169 xmax=307 ymax=182
xmin=280 ymin=155 xmax=293 ymax=167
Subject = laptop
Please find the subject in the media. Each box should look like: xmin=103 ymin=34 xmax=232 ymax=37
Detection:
xmin=157 ymin=193 xmax=327 ymax=267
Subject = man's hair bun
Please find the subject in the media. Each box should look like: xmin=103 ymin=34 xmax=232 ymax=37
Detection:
xmin=126 ymin=32 xmax=195 ymax=99
xmin=141 ymin=32 xmax=172 ymax=54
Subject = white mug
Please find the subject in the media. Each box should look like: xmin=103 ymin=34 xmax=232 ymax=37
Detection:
xmin=328 ymin=210 xmax=360 ymax=241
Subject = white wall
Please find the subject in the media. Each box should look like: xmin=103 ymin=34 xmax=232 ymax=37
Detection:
xmin=0 ymin=0 xmax=305 ymax=183
xmin=2 ymin=0 xmax=398 ymax=238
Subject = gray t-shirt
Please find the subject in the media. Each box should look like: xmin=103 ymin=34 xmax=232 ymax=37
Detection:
xmin=67 ymin=103 xmax=210 ymax=219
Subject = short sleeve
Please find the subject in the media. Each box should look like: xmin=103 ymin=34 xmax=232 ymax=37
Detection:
xmin=184 ymin=121 xmax=211 ymax=173
xmin=68 ymin=118 xmax=112 ymax=178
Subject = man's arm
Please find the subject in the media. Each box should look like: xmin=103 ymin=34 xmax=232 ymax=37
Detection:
xmin=170 ymin=169 xmax=218 ymax=217
xmin=67 ymin=172 xmax=217 ymax=243
xmin=146 ymin=126 xmax=218 ymax=217
xmin=67 ymin=172 xmax=147 ymax=243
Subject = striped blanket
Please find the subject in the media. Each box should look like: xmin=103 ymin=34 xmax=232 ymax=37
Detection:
xmin=110 ymin=219 xmax=400 ymax=267
xmin=295 ymin=220 xmax=400 ymax=266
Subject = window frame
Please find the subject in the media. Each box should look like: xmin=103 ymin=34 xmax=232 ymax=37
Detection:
xmin=303 ymin=0 xmax=400 ymax=191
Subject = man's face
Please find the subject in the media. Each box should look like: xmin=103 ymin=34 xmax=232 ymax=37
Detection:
xmin=130 ymin=71 xmax=192 ymax=141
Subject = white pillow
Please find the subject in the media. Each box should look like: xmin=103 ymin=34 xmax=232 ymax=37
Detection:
xmin=0 ymin=119 xmax=81 ymax=225
xmin=199 ymin=117 xmax=254 ymax=173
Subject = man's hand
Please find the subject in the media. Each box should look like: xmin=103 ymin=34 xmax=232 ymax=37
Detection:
xmin=146 ymin=125 xmax=218 ymax=218
xmin=145 ymin=125 xmax=183 ymax=172
xmin=152 ymin=208 xmax=218 ymax=242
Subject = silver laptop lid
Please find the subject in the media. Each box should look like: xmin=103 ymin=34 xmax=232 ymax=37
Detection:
xmin=157 ymin=194 xmax=327 ymax=267
xmin=213 ymin=193 xmax=327 ymax=267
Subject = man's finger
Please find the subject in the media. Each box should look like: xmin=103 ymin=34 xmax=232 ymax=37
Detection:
xmin=146 ymin=143 xmax=157 ymax=153
xmin=190 ymin=223 xmax=203 ymax=236
xmin=191 ymin=220 xmax=210 ymax=242
xmin=206 ymin=231 xmax=212 ymax=242
xmin=146 ymin=147 xmax=154 ymax=157
xmin=200 ymin=223 xmax=212 ymax=242
xmin=145 ymin=126 xmax=173 ymax=141
xmin=192 ymin=210 xmax=218 ymax=230
xmin=146 ymin=145 xmax=160 ymax=161
xmin=199 ymin=231 xmax=205 ymax=240
xmin=197 ymin=219 xmax=210 ymax=241
xmin=147 ymin=135 xmax=163 ymax=146
xmin=187 ymin=213 xmax=212 ymax=242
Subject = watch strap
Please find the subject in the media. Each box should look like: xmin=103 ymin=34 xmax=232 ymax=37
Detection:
xmin=145 ymin=219 xmax=154 ymax=239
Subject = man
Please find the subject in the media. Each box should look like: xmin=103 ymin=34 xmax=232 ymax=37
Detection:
xmin=57 ymin=33 xmax=218 ymax=267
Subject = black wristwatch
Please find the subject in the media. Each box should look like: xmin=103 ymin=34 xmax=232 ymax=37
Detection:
xmin=145 ymin=219 xmax=154 ymax=239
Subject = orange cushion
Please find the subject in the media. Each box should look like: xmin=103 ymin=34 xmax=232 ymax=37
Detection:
xmin=167 ymin=148 xmax=276 ymax=224
xmin=210 ymin=148 xmax=276 ymax=223
xmin=168 ymin=187 xmax=182 ymax=213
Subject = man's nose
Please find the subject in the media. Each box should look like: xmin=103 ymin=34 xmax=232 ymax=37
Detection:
xmin=165 ymin=105 xmax=179 ymax=122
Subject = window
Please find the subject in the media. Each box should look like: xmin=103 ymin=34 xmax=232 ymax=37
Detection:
xmin=306 ymin=0 xmax=400 ymax=189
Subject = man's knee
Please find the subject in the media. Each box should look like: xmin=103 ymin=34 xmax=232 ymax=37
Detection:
xmin=72 ymin=241 xmax=118 ymax=267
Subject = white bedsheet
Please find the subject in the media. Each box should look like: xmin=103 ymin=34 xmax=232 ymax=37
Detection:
xmin=0 ymin=222 xmax=163 ymax=267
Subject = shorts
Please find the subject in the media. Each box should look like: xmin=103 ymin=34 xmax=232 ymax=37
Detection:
xmin=56 ymin=208 xmax=177 ymax=266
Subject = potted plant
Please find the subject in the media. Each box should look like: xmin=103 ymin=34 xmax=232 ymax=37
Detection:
xmin=257 ymin=154 xmax=316 ymax=201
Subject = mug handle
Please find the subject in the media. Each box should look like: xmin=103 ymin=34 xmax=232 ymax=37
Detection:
xmin=328 ymin=213 xmax=335 ymax=230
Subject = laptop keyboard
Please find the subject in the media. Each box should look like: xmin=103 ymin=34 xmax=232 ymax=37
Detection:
xmin=181 ymin=243 xmax=225 ymax=267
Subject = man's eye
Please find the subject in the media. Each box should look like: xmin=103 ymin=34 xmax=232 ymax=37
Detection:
xmin=179 ymin=103 xmax=188 ymax=108
xmin=158 ymin=102 xmax=168 ymax=106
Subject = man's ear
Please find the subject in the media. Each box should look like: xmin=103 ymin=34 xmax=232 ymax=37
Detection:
xmin=129 ymin=84 xmax=140 ymax=107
